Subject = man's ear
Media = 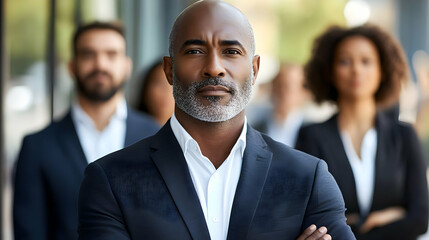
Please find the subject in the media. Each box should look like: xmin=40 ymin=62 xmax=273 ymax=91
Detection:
xmin=163 ymin=56 xmax=173 ymax=85
xmin=125 ymin=56 xmax=133 ymax=79
xmin=68 ymin=60 xmax=76 ymax=79
xmin=252 ymin=55 xmax=260 ymax=85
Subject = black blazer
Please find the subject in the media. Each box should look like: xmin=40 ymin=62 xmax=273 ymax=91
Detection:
xmin=13 ymin=108 xmax=160 ymax=240
xmin=78 ymin=122 xmax=356 ymax=240
xmin=296 ymin=113 xmax=429 ymax=240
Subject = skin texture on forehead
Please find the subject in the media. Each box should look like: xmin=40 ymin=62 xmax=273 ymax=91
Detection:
xmin=168 ymin=0 xmax=255 ymax=58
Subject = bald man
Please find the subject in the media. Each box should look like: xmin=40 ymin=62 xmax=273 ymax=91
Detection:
xmin=78 ymin=1 xmax=355 ymax=239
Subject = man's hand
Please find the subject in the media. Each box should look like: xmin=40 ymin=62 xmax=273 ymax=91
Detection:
xmin=360 ymin=207 xmax=406 ymax=234
xmin=297 ymin=224 xmax=331 ymax=240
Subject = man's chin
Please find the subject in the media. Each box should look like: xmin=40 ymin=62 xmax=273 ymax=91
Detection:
xmin=79 ymin=90 xmax=118 ymax=102
xmin=77 ymin=76 xmax=126 ymax=102
xmin=200 ymin=96 xmax=235 ymax=107
xmin=182 ymin=105 xmax=240 ymax=123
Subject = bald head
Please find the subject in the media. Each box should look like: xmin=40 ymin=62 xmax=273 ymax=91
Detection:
xmin=168 ymin=0 xmax=255 ymax=59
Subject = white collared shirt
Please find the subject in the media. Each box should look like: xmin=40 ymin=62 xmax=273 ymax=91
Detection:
xmin=170 ymin=114 xmax=247 ymax=240
xmin=340 ymin=128 xmax=377 ymax=216
xmin=71 ymin=98 xmax=127 ymax=163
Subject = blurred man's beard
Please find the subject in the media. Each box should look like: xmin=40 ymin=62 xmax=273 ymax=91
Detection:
xmin=172 ymin=72 xmax=253 ymax=122
xmin=76 ymin=71 xmax=125 ymax=102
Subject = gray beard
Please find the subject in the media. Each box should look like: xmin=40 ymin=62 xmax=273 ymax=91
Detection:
xmin=173 ymin=72 xmax=253 ymax=123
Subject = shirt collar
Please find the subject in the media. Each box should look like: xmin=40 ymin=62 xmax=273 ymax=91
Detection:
xmin=113 ymin=97 xmax=128 ymax=121
xmin=71 ymin=97 xmax=128 ymax=129
xmin=170 ymin=113 xmax=247 ymax=157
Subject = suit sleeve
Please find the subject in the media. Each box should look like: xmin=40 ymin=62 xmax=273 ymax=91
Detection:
xmin=13 ymin=136 xmax=49 ymax=240
xmin=302 ymin=160 xmax=356 ymax=239
xmin=360 ymin=127 xmax=429 ymax=240
xmin=78 ymin=162 xmax=131 ymax=240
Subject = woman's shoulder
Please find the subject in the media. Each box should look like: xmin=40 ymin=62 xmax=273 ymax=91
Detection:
xmin=376 ymin=111 xmax=420 ymax=145
xmin=300 ymin=114 xmax=338 ymax=134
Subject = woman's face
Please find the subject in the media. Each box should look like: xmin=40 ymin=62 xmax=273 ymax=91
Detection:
xmin=333 ymin=36 xmax=382 ymax=102
xmin=144 ymin=65 xmax=175 ymax=124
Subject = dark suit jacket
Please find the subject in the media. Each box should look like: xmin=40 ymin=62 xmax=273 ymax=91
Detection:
xmin=13 ymin=108 xmax=160 ymax=240
xmin=78 ymin=122 xmax=356 ymax=240
xmin=295 ymin=113 xmax=429 ymax=240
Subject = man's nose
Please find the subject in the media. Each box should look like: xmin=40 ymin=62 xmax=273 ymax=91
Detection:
xmin=94 ymin=54 xmax=109 ymax=70
xmin=202 ymin=52 xmax=226 ymax=78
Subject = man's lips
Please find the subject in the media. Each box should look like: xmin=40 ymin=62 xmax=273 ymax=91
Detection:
xmin=86 ymin=71 xmax=112 ymax=81
xmin=197 ymin=85 xmax=230 ymax=96
xmin=93 ymin=75 xmax=110 ymax=81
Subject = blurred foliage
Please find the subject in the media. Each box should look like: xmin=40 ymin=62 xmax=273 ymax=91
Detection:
xmin=226 ymin=0 xmax=347 ymax=64
xmin=274 ymin=0 xmax=347 ymax=64
xmin=6 ymin=0 xmax=74 ymax=77
xmin=81 ymin=0 xmax=96 ymax=23
xmin=56 ymin=1 xmax=75 ymax=62
xmin=6 ymin=0 xmax=48 ymax=77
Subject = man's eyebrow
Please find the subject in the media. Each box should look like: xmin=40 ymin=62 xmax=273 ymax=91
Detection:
xmin=76 ymin=47 xmax=95 ymax=54
xmin=181 ymin=39 xmax=206 ymax=50
xmin=180 ymin=39 xmax=245 ymax=49
xmin=219 ymin=40 xmax=244 ymax=49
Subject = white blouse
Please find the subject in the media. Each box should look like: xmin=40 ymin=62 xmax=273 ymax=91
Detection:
xmin=340 ymin=128 xmax=377 ymax=216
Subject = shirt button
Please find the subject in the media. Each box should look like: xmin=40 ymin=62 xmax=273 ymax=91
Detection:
xmin=213 ymin=217 xmax=219 ymax=222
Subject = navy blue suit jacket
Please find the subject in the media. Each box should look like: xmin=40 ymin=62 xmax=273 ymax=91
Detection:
xmin=13 ymin=108 xmax=160 ymax=240
xmin=296 ymin=113 xmax=429 ymax=239
xmin=78 ymin=122 xmax=355 ymax=239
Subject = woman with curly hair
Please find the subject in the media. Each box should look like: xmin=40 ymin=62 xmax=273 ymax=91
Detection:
xmin=295 ymin=24 xmax=428 ymax=239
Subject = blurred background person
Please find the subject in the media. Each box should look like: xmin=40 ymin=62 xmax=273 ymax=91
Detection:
xmin=12 ymin=22 xmax=160 ymax=240
xmin=137 ymin=60 xmax=175 ymax=125
xmin=252 ymin=63 xmax=311 ymax=147
xmin=295 ymin=24 xmax=428 ymax=239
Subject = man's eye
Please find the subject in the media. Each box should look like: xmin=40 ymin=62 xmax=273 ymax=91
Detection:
xmin=225 ymin=49 xmax=240 ymax=55
xmin=107 ymin=51 xmax=118 ymax=59
xmin=186 ymin=49 xmax=203 ymax=54
xmin=78 ymin=51 xmax=94 ymax=59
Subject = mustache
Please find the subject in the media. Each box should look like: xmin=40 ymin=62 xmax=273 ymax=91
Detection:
xmin=193 ymin=77 xmax=237 ymax=94
xmin=84 ymin=70 xmax=113 ymax=81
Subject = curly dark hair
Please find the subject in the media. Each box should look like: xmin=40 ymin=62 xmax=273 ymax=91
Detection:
xmin=305 ymin=24 xmax=408 ymax=107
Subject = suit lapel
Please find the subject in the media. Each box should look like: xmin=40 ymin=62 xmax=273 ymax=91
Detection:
xmin=325 ymin=115 xmax=361 ymax=214
xmin=370 ymin=112 xmax=390 ymax=213
xmin=151 ymin=123 xmax=211 ymax=240
xmin=56 ymin=113 xmax=88 ymax=174
xmin=227 ymin=126 xmax=273 ymax=240
xmin=124 ymin=107 xmax=140 ymax=146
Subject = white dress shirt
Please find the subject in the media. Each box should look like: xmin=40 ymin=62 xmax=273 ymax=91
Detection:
xmin=340 ymin=128 xmax=377 ymax=216
xmin=170 ymin=114 xmax=247 ymax=240
xmin=71 ymin=98 xmax=127 ymax=163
